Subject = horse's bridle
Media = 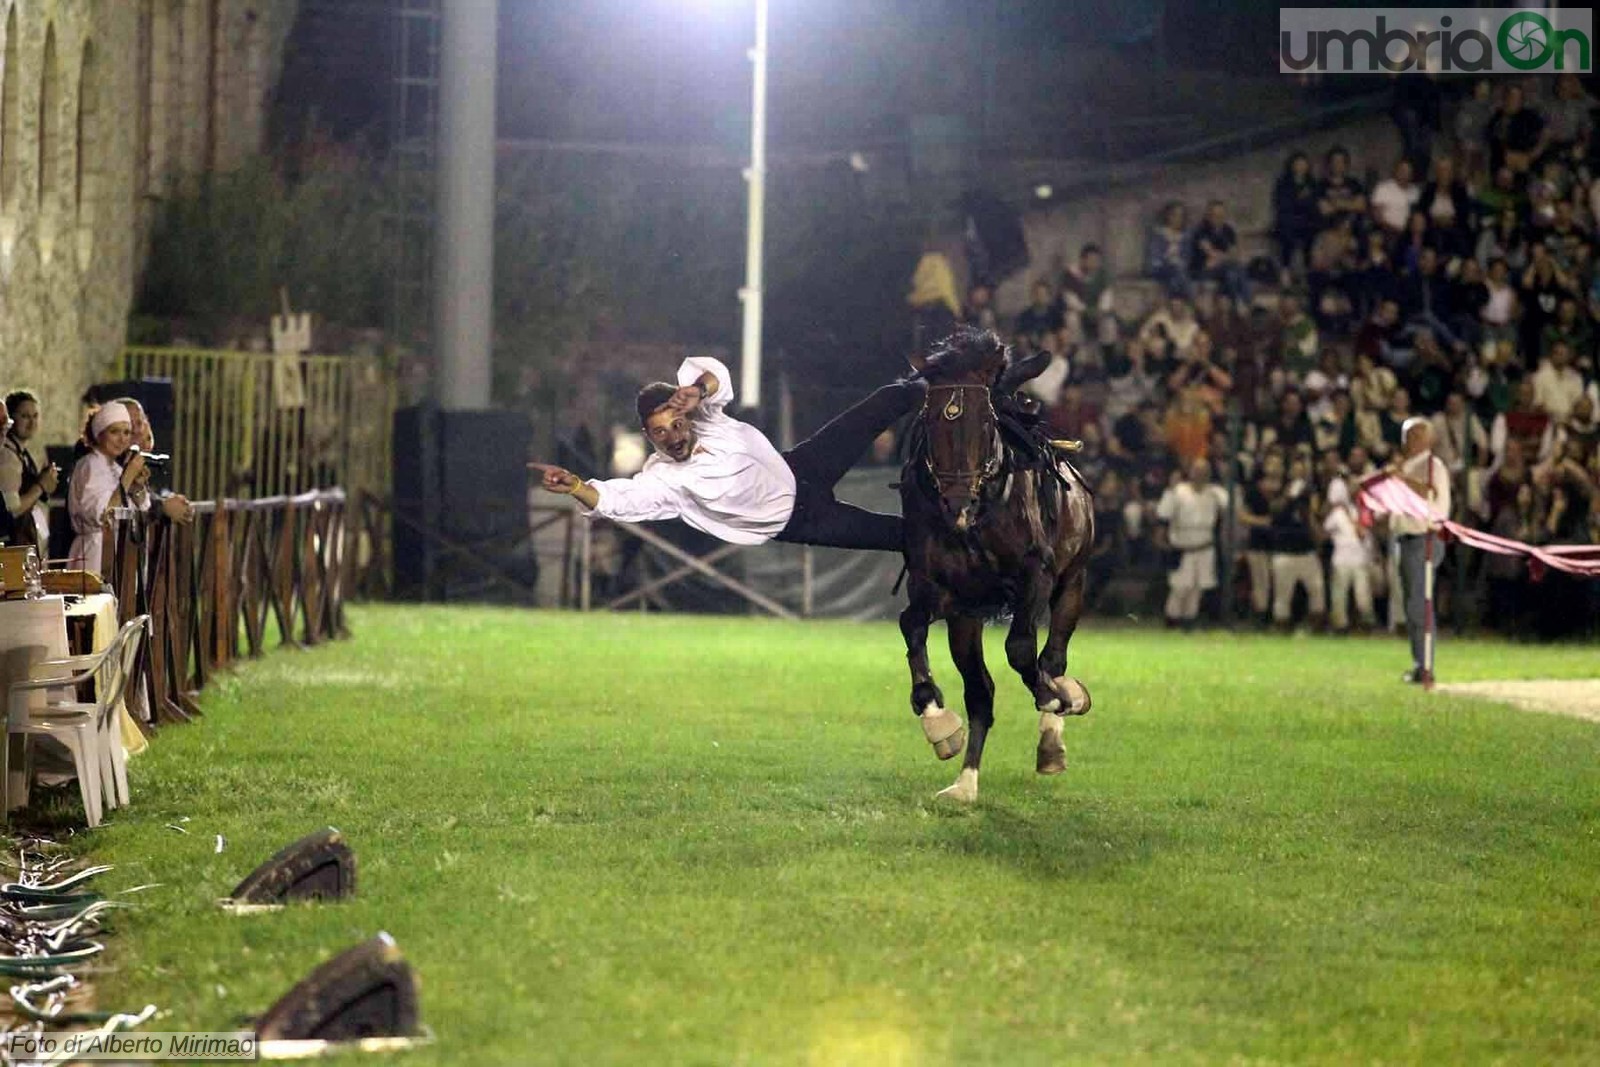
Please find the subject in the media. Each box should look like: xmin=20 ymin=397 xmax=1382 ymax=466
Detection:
xmin=921 ymin=384 xmax=1002 ymax=499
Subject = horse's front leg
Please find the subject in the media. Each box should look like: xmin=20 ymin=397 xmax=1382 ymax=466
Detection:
xmin=937 ymin=615 xmax=992 ymax=803
xmin=1036 ymin=568 xmax=1092 ymax=775
xmin=900 ymin=598 xmax=963 ymax=761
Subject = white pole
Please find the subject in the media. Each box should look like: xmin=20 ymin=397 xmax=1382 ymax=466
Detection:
xmin=1423 ymin=530 xmax=1436 ymax=690
xmin=739 ymin=0 xmax=769 ymax=409
xmin=435 ymin=0 xmax=496 ymax=410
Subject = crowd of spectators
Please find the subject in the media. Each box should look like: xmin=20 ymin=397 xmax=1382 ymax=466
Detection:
xmin=922 ymin=74 xmax=1600 ymax=637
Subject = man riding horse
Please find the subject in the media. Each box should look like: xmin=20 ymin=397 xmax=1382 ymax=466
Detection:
xmin=539 ymin=335 xmax=1088 ymax=803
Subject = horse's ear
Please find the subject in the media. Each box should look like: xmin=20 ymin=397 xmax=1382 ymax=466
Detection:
xmin=996 ymin=349 xmax=1053 ymax=395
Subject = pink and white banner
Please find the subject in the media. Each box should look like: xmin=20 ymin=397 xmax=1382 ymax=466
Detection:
xmin=1356 ymin=473 xmax=1600 ymax=580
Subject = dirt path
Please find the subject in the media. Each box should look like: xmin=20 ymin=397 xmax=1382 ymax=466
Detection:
xmin=1434 ymin=680 xmax=1600 ymax=724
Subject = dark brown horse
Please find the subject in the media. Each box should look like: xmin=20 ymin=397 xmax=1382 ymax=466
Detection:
xmin=900 ymin=328 xmax=1095 ymax=802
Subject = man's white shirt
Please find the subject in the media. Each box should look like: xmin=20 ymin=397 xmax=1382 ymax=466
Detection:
xmin=1392 ymin=450 xmax=1451 ymax=535
xmin=1155 ymin=482 xmax=1228 ymax=550
xmin=1531 ymin=360 xmax=1587 ymax=422
xmin=579 ymin=357 xmax=797 ymax=545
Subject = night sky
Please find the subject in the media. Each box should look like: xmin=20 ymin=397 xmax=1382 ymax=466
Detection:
xmin=281 ymin=0 xmax=1284 ymax=153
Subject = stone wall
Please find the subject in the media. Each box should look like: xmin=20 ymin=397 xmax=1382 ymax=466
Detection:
xmin=0 ymin=0 xmax=295 ymax=444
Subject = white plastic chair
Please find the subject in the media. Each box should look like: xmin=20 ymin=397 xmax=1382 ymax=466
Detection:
xmin=5 ymin=616 xmax=148 ymax=827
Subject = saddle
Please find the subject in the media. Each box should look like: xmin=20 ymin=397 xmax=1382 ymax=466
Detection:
xmin=992 ymin=351 xmax=1077 ymax=489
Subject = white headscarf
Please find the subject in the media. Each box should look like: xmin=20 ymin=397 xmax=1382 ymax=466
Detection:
xmin=90 ymin=402 xmax=131 ymax=439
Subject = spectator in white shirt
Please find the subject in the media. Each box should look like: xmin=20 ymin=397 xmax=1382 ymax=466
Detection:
xmin=67 ymin=402 xmax=152 ymax=573
xmin=1531 ymin=340 xmax=1588 ymax=421
xmin=1155 ymin=458 xmax=1229 ymax=627
xmin=1370 ymin=158 xmax=1421 ymax=233
xmin=537 ymin=356 xmax=923 ymax=551
xmin=1138 ymin=297 xmax=1204 ymax=362
xmin=1480 ymin=258 xmax=1519 ymax=343
xmin=1324 ymin=496 xmax=1377 ymax=632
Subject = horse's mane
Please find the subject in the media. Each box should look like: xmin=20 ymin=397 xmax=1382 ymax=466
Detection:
xmin=920 ymin=327 xmax=1009 ymax=384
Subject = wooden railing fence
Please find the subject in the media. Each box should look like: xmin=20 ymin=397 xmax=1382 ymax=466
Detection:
xmin=102 ymin=489 xmax=368 ymax=726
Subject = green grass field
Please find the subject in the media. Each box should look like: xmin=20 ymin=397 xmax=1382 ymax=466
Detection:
xmin=81 ymin=605 xmax=1600 ymax=1065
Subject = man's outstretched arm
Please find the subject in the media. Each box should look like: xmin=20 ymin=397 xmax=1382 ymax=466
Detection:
xmin=531 ymin=462 xmax=685 ymax=524
xmin=530 ymin=463 xmax=600 ymax=508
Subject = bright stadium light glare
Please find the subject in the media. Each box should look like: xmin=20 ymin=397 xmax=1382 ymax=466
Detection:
xmin=1035 ymin=184 xmax=1054 ymax=200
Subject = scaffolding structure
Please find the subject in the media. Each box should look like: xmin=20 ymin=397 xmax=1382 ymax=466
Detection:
xmin=387 ymin=0 xmax=440 ymax=355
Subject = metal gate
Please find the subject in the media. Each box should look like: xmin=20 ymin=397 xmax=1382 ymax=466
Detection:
xmin=115 ymin=347 xmax=395 ymax=505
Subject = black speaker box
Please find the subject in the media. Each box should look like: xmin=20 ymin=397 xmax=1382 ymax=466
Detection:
xmin=390 ymin=404 xmax=438 ymax=589
xmin=391 ymin=406 xmax=536 ymax=601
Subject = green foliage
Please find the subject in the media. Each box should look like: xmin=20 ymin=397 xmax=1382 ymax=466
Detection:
xmin=137 ymin=155 xmax=391 ymax=337
xmin=136 ymin=148 xmax=920 ymax=403
xmin=83 ymin=607 xmax=1600 ymax=1065
xmin=489 ymin=153 xmax=747 ymax=406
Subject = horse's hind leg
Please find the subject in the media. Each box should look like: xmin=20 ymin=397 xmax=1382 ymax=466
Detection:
xmin=900 ymin=601 xmax=964 ymax=761
xmin=937 ymin=615 xmax=991 ymax=803
xmin=1003 ymin=614 xmax=1038 ymax=690
xmin=1036 ymin=569 xmax=1091 ymax=775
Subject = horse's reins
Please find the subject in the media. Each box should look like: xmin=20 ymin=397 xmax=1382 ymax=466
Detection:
xmin=920 ymin=384 xmax=1002 ymax=496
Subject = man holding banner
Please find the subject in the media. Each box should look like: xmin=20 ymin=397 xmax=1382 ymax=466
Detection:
xmin=1387 ymin=418 xmax=1451 ymax=685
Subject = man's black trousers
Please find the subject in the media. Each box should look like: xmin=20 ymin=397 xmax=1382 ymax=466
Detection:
xmin=773 ymin=381 xmax=920 ymax=552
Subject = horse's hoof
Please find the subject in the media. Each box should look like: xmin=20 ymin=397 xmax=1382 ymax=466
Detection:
xmin=920 ymin=705 xmax=966 ymax=761
xmin=1046 ymin=676 xmax=1091 ymax=716
xmin=1037 ymin=711 xmax=1067 ymax=775
xmin=935 ymin=769 xmax=978 ymax=803
xmin=933 ymin=728 xmax=966 ymax=761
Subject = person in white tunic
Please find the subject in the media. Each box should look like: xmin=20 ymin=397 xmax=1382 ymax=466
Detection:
xmin=1155 ymin=458 xmax=1229 ymax=626
xmin=1323 ymin=488 xmax=1377 ymax=632
xmin=534 ymin=356 xmax=924 ymax=551
xmin=1389 ymin=417 xmax=1451 ymax=683
xmin=66 ymin=403 xmax=152 ymax=573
